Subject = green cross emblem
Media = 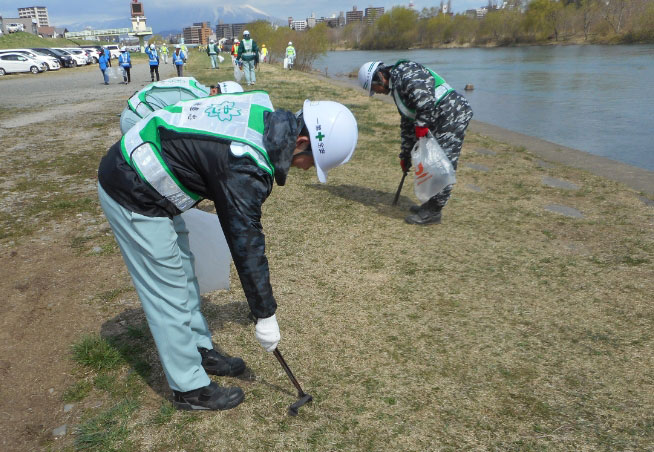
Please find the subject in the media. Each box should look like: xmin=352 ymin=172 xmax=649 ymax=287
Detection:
xmin=315 ymin=131 xmax=326 ymax=141
xmin=205 ymin=101 xmax=242 ymax=121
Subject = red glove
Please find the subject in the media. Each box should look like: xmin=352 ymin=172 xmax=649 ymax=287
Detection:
xmin=415 ymin=126 xmax=429 ymax=138
xmin=400 ymin=156 xmax=411 ymax=173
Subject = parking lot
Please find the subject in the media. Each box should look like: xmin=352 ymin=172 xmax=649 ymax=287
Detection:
xmin=0 ymin=61 xmax=176 ymax=129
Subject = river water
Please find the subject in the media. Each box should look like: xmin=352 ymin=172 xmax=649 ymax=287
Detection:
xmin=314 ymin=45 xmax=654 ymax=171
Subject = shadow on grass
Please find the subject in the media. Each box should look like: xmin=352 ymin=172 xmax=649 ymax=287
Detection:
xmin=310 ymin=183 xmax=418 ymax=219
xmin=99 ymin=301 xmax=293 ymax=399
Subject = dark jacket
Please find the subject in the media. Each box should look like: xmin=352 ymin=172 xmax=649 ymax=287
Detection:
xmin=98 ymin=110 xmax=299 ymax=319
xmin=389 ymin=60 xmax=466 ymax=157
xmin=237 ymin=39 xmax=259 ymax=63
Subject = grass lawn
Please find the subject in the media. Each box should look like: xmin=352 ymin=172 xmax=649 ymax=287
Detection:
xmin=28 ymin=54 xmax=654 ymax=451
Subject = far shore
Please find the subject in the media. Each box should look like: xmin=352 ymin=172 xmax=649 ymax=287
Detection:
xmin=327 ymin=38 xmax=654 ymax=52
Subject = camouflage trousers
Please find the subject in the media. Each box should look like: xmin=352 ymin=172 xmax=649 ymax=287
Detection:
xmin=426 ymin=91 xmax=473 ymax=210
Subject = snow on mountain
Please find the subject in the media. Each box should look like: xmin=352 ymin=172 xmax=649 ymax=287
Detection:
xmin=60 ymin=4 xmax=282 ymax=35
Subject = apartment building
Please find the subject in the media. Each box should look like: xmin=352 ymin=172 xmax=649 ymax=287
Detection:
xmin=17 ymin=5 xmax=49 ymax=27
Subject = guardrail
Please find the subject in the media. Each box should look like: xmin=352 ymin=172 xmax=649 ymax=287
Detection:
xmin=65 ymin=28 xmax=133 ymax=38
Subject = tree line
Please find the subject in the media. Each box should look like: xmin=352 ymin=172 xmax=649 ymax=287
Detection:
xmin=327 ymin=0 xmax=654 ymax=49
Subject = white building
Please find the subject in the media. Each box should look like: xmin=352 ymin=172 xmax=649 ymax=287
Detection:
xmin=290 ymin=20 xmax=307 ymax=31
xmin=17 ymin=5 xmax=49 ymax=27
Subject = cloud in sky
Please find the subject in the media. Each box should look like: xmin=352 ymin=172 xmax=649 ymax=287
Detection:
xmin=0 ymin=0 xmax=485 ymax=27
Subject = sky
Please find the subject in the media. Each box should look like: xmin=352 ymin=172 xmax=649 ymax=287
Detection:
xmin=0 ymin=0 xmax=485 ymax=28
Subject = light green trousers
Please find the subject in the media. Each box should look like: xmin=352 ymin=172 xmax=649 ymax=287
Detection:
xmin=98 ymin=182 xmax=212 ymax=392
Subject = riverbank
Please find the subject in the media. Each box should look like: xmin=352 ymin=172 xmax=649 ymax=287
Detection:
xmin=0 ymin=61 xmax=652 ymax=451
xmin=306 ymin=66 xmax=654 ymax=197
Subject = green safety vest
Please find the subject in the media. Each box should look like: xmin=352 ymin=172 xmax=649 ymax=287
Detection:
xmin=127 ymin=77 xmax=210 ymax=118
xmin=242 ymin=39 xmax=255 ymax=58
xmin=391 ymin=60 xmax=453 ymax=120
xmin=120 ymin=91 xmax=275 ymax=211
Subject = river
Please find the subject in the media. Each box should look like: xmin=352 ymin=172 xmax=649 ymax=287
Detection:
xmin=314 ymin=45 xmax=654 ymax=171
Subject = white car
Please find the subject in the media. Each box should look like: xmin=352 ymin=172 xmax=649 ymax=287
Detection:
xmin=54 ymin=48 xmax=87 ymax=67
xmin=104 ymin=45 xmax=121 ymax=59
xmin=81 ymin=47 xmax=101 ymax=63
xmin=0 ymin=49 xmax=60 ymax=71
xmin=6 ymin=23 xmax=25 ymax=33
xmin=0 ymin=52 xmax=46 ymax=76
xmin=59 ymin=48 xmax=93 ymax=65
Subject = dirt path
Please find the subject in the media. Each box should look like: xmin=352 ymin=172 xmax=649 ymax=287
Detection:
xmin=0 ymin=61 xmax=176 ymax=451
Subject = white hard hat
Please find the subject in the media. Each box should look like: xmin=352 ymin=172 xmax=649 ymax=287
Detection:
xmin=150 ymin=44 xmax=155 ymax=49
xmin=176 ymin=44 xmax=181 ymax=48
xmin=358 ymin=61 xmax=383 ymax=97
xmin=219 ymin=81 xmax=244 ymax=93
xmin=210 ymin=39 xmax=215 ymax=43
xmin=243 ymin=30 xmax=250 ymax=35
xmin=120 ymin=47 xmax=126 ymax=52
xmin=302 ymin=100 xmax=358 ymax=183
xmin=288 ymin=42 xmax=292 ymax=45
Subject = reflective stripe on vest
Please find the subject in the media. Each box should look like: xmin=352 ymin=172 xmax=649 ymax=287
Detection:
xmin=242 ymin=39 xmax=255 ymax=57
xmin=391 ymin=63 xmax=453 ymax=120
xmin=127 ymin=77 xmax=210 ymax=118
xmin=120 ymin=91 xmax=274 ymax=211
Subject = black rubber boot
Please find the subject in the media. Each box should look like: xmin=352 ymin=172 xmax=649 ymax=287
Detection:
xmin=409 ymin=205 xmax=420 ymax=213
xmin=173 ymin=381 xmax=244 ymax=411
xmin=405 ymin=202 xmax=442 ymax=225
xmin=198 ymin=347 xmax=246 ymax=377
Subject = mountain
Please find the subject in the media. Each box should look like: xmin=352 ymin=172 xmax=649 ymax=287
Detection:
xmin=60 ymin=4 xmax=283 ymax=35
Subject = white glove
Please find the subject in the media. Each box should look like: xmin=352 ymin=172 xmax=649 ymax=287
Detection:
xmin=255 ymin=314 xmax=280 ymax=352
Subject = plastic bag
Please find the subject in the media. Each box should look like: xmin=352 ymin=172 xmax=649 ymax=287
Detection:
xmin=106 ymin=66 xmax=120 ymax=80
xmin=218 ymin=55 xmax=225 ymax=63
xmin=234 ymin=63 xmax=243 ymax=82
xmin=283 ymin=58 xmax=288 ymax=69
xmin=411 ymin=134 xmax=456 ymax=203
xmin=179 ymin=208 xmax=232 ymax=294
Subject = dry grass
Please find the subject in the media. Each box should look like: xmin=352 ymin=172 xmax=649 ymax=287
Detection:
xmin=5 ymin=57 xmax=653 ymax=451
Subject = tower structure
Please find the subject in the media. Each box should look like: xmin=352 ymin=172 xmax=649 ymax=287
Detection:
xmin=128 ymin=0 xmax=152 ymax=52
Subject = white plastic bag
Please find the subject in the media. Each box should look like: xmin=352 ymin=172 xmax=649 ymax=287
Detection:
xmin=233 ymin=63 xmax=244 ymax=82
xmin=218 ymin=55 xmax=225 ymax=63
xmin=179 ymin=208 xmax=232 ymax=294
xmin=106 ymin=66 xmax=120 ymax=80
xmin=411 ymin=134 xmax=456 ymax=203
xmin=283 ymin=57 xmax=288 ymax=69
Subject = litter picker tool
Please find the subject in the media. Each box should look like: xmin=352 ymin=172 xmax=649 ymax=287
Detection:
xmin=249 ymin=314 xmax=313 ymax=415
xmin=273 ymin=348 xmax=313 ymax=416
xmin=392 ymin=170 xmax=408 ymax=206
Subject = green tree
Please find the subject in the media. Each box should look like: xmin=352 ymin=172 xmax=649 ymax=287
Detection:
xmin=360 ymin=7 xmax=420 ymax=49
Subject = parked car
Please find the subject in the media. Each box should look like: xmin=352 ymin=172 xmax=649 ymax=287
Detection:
xmin=0 ymin=49 xmax=60 ymax=71
xmin=59 ymin=48 xmax=93 ymax=65
xmin=83 ymin=49 xmax=99 ymax=64
xmin=53 ymin=48 xmax=86 ymax=67
xmin=0 ymin=52 xmax=46 ymax=76
xmin=103 ymin=45 xmax=121 ymax=59
xmin=80 ymin=46 xmax=102 ymax=63
xmin=31 ymin=48 xmax=75 ymax=68
xmin=6 ymin=23 xmax=25 ymax=33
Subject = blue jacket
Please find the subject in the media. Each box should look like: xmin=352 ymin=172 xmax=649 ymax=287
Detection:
xmin=98 ymin=54 xmax=109 ymax=70
xmin=118 ymin=52 xmax=131 ymax=68
xmin=173 ymin=50 xmax=185 ymax=66
xmin=145 ymin=48 xmax=159 ymax=66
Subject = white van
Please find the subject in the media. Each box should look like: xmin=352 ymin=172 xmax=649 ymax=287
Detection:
xmin=6 ymin=23 xmax=25 ymax=33
xmin=103 ymin=45 xmax=121 ymax=59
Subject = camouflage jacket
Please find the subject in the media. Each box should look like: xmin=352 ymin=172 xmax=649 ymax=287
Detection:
xmin=98 ymin=110 xmax=300 ymax=319
xmin=389 ymin=60 xmax=449 ymax=157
